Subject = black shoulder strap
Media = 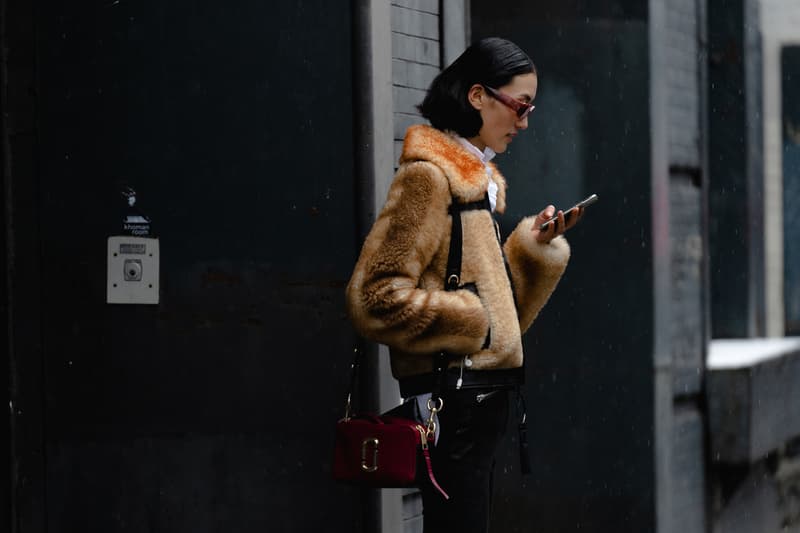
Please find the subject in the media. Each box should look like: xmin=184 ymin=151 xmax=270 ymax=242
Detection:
xmin=345 ymin=194 xmax=492 ymax=413
xmin=449 ymin=195 xmax=491 ymax=215
xmin=432 ymin=194 xmax=492 ymax=398
xmin=443 ymin=194 xmax=531 ymax=475
xmin=445 ymin=195 xmax=491 ymax=290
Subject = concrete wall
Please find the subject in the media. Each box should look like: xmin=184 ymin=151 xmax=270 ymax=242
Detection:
xmin=704 ymin=6 xmax=800 ymax=532
xmin=666 ymin=0 xmax=706 ymax=394
xmin=664 ymin=0 xmax=708 ymax=531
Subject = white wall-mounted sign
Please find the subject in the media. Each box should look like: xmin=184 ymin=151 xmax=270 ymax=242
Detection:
xmin=107 ymin=236 xmax=159 ymax=304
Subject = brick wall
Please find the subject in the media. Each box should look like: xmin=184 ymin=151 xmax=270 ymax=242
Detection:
xmin=390 ymin=3 xmax=441 ymax=529
xmin=391 ymin=0 xmax=440 ymax=164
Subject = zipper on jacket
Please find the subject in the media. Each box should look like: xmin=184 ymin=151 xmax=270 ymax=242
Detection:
xmin=476 ymin=390 xmax=499 ymax=403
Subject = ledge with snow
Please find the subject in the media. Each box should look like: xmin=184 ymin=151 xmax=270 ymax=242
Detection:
xmin=707 ymin=337 xmax=800 ymax=464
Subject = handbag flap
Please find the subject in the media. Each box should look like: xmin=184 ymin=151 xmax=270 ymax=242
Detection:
xmin=332 ymin=416 xmax=423 ymax=487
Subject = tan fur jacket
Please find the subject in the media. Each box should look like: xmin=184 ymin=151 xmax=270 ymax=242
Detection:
xmin=347 ymin=125 xmax=571 ymax=379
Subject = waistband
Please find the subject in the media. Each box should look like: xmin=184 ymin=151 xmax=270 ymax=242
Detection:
xmin=398 ymin=366 xmax=524 ymax=397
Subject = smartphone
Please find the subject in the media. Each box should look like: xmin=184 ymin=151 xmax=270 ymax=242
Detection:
xmin=539 ymin=194 xmax=598 ymax=231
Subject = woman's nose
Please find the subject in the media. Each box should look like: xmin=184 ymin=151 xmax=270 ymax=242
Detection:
xmin=516 ymin=116 xmax=529 ymax=130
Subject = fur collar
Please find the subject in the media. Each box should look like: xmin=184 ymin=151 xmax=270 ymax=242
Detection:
xmin=399 ymin=125 xmax=507 ymax=213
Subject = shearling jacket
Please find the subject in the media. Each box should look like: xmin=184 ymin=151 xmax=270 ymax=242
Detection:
xmin=346 ymin=124 xmax=571 ymax=379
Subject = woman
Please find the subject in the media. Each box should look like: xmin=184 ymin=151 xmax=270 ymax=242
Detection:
xmin=346 ymin=37 xmax=581 ymax=532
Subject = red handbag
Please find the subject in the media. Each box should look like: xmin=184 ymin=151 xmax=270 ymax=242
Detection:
xmin=334 ymin=192 xmax=481 ymax=499
xmin=332 ymin=414 xmax=447 ymax=498
xmin=331 ymin=352 xmax=449 ymax=499
xmin=332 ymin=414 xmax=422 ymax=485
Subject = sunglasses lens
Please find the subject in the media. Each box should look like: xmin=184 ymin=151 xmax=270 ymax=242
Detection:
xmin=486 ymin=85 xmax=533 ymax=119
xmin=520 ymin=105 xmax=534 ymax=119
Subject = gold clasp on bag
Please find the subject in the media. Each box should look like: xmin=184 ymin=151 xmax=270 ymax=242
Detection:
xmin=361 ymin=438 xmax=379 ymax=472
xmin=425 ymin=397 xmax=444 ymax=440
xmin=415 ymin=425 xmax=429 ymax=450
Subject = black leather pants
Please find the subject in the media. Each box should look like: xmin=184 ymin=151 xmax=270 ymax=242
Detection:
xmin=420 ymin=388 xmax=510 ymax=533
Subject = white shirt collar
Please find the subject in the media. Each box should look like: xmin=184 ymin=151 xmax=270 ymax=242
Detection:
xmin=452 ymin=135 xmax=498 ymax=212
xmin=454 ymin=136 xmax=496 ymax=164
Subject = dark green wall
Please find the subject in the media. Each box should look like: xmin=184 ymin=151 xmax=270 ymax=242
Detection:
xmin=12 ymin=1 xmax=361 ymax=531
xmin=783 ymin=46 xmax=800 ymax=334
xmin=708 ymin=0 xmax=765 ymax=338
xmin=471 ymin=3 xmax=655 ymax=532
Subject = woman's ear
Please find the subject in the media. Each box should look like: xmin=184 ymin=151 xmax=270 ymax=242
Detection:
xmin=467 ymin=84 xmax=485 ymax=111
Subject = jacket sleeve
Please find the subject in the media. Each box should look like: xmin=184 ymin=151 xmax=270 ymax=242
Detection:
xmin=503 ymin=216 xmax=571 ymax=334
xmin=346 ymin=162 xmax=490 ymax=356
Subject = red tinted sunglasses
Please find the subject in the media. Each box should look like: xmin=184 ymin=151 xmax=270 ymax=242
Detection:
xmin=483 ymin=85 xmax=535 ymax=119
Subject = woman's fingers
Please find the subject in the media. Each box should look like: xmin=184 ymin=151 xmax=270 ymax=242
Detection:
xmin=534 ymin=208 xmax=559 ymax=243
xmin=534 ymin=205 xmax=556 ymax=227
xmin=533 ymin=206 xmax=585 ymax=243
xmin=555 ymin=210 xmax=566 ymax=234
xmin=565 ymin=207 xmax=583 ymax=230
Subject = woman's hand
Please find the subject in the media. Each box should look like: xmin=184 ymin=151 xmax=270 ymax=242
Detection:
xmin=532 ymin=204 xmax=584 ymax=243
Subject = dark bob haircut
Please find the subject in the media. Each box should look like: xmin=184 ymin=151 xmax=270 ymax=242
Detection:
xmin=418 ymin=37 xmax=536 ymax=138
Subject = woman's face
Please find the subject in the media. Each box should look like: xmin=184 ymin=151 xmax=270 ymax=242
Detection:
xmin=467 ymin=72 xmax=538 ymax=154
